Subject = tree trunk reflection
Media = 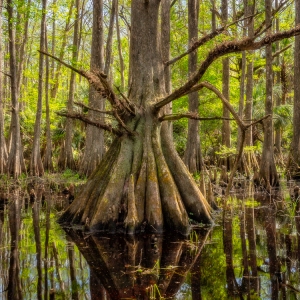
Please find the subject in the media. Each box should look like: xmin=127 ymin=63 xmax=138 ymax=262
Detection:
xmin=7 ymin=190 xmax=23 ymax=300
xmin=64 ymin=229 xmax=210 ymax=299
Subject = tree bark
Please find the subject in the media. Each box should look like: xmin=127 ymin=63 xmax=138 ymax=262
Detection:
xmin=79 ymin=0 xmax=105 ymax=177
xmin=184 ymin=0 xmax=204 ymax=173
xmin=30 ymin=0 xmax=47 ymax=176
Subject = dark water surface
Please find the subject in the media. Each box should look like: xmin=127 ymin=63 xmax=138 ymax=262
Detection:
xmin=1 ymin=182 xmax=300 ymax=299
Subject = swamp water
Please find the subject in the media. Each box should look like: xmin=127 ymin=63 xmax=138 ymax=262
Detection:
xmin=0 ymin=181 xmax=300 ymax=299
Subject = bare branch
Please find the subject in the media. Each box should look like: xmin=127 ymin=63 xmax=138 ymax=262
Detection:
xmin=155 ymin=24 xmax=300 ymax=109
xmin=39 ymin=50 xmax=128 ymax=110
xmin=254 ymin=0 xmax=290 ymax=37
xmin=40 ymin=50 xmax=136 ymax=131
xmin=159 ymin=113 xmax=234 ymax=122
xmin=247 ymin=114 xmax=271 ymax=128
xmin=57 ymin=111 xmax=123 ymax=136
xmin=170 ymin=0 xmax=177 ymax=7
xmin=165 ymin=12 xmax=261 ymax=67
xmin=272 ymin=44 xmax=292 ymax=58
xmin=74 ymin=101 xmax=114 ymax=115
xmin=200 ymin=81 xmax=246 ymax=130
xmin=0 ymin=70 xmax=12 ymax=78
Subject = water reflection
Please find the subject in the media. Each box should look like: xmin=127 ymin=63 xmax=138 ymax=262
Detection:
xmin=1 ymin=184 xmax=300 ymax=299
xmin=64 ymin=228 xmax=210 ymax=299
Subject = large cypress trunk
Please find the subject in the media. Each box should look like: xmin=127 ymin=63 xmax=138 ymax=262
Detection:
xmin=59 ymin=0 xmax=212 ymax=235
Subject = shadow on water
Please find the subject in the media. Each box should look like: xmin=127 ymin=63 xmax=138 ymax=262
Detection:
xmin=1 ymin=181 xmax=300 ymax=299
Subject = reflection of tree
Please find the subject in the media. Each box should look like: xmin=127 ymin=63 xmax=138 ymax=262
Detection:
xmin=257 ymin=194 xmax=280 ymax=300
xmin=67 ymin=241 xmax=79 ymax=300
xmin=32 ymin=200 xmax=43 ymax=300
xmin=7 ymin=190 xmax=23 ymax=300
xmin=245 ymin=205 xmax=259 ymax=292
xmin=65 ymin=228 xmax=210 ymax=299
xmin=223 ymin=209 xmax=242 ymax=298
xmin=44 ymin=194 xmax=51 ymax=300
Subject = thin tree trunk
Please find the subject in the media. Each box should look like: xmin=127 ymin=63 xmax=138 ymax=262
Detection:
xmin=50 ymin=0 xmax=74 ymax=101
xmin=104 ymin=0 xmax=117 ymax=77
xmin=79 ymin=0 xmax=105 ymax=177
xmin=291 ymin=0 xmax=300 ymax=178
xmin=244 ymin=0 xmax=255 ymax=146
xmin=184 ymin=0 xmax=204 ymax=173
xmin=221 ymin=0 xmax=231 ymax=156
xmin=161 ymin=0 xmax=173 ymax=137
xmin=116 ymin=1 xmax=125 ymax=90
xmin=259 ymin=0 xmax=279 ymax=188
xmin=243 ymin=0 xmax=259 ymax=175
xmin=43 ymin=32 xmax=54 ymax=172
xmin=274 ymin=0 xmax=282 ymax=155
xmin=211 ymin=0 xmax=216 ymax=31
xmin=58 ymin=0 xmax=81 ymax=171
xmin=0 ymin=0 xmax=7 ymax=174
xmin=16 ymin=0 xmax=31 ymax=97
xmin=7 ymin=0 xmax=26 ymax=178
xmin=30 ymin=0 xmax=47 ymax=176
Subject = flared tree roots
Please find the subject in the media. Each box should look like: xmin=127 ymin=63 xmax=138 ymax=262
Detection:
xmin=59 ymin=110 xmax=213 ymax=235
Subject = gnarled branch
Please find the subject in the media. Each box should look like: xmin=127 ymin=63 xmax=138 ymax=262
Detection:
xmin=165 ymin=13 xmax=260 ymax=67
xmin=155 ymin=23 xmax=300 ymax=110
xmin=200 ymin=81 xmax=246 ymax=130
xmin=159 ymin=113 xmax=234 ymax=122
xmin=74 ymin=101 xmax=114 ymax=115
xmin=56 ymin=111 xmax=123 ymax=136
xmin=39 ymin=50 xmax=135 ymax=118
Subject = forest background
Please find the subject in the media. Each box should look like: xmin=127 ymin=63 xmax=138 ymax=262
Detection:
xmin=0 ymin=0 xmax=299 ymax=185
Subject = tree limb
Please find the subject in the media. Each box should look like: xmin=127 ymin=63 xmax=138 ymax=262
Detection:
xmin=39 ymin=50 xmax=135 ymax=117
xmin=155 ymin=24 xmax=300 ymax=109
xmin=272 ymin=44 xmax=292 ymax=58
xmin=254 ymin=0 xmax=290 ymax=37
xmin=159 ymin=113 xmax=234 ymax=122
xmin=200 ymin=81 xmax=246 ymax=130
xmin=165 ymin=12 xmax=260 ymax=67
xmin=56 ymin=111 xmax=123 ymax=136
xmin=74 ymin=101 xmax=114 ymax=115
xmin=0 ymin=70 xmax=12 ymax=78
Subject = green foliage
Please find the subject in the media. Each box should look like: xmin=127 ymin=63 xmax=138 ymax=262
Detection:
xmin=273 ymin=104 xmax=293 ymax=130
